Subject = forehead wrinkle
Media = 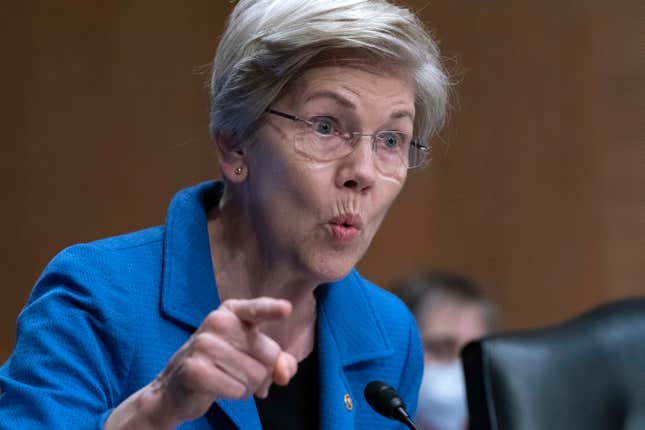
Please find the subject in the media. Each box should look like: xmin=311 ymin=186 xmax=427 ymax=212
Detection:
xmin=337 ymin=82 xmax=415 ymax=124
xmin=339 ymin=84 xmax=361 ymax=99
xmin=289 ymin=67 xmax=415 ymax=128
xmin=304 ymin=88 xmax=414 ymax=123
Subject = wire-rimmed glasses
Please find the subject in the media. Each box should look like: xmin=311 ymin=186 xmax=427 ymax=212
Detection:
xmin=266 ymin=109 xmax=428 ymax=176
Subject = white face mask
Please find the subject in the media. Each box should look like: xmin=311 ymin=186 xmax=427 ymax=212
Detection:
xmin=416 ymin=360 xmax=468 ymax=430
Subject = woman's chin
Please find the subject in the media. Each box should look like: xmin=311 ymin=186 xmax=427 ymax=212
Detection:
xmin=295 ymin=237 xmax=370 ymax=285
xmin=309 ymin=256 xmax=356 ymax=285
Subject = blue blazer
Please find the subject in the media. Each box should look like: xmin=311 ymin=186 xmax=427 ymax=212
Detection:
xmin=0 ymin=181 xmax=423 ymax=429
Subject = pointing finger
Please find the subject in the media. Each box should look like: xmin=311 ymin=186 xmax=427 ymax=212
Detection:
xmin=223 ymin=297 xmax=292 ymax=325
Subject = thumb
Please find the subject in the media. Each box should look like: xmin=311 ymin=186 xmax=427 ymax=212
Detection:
xmin=272 ymin=351 xmax=298 ymax=386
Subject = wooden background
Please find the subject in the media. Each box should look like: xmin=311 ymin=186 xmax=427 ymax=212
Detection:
xmin=2 ymin=1 xmax=644 ymax=361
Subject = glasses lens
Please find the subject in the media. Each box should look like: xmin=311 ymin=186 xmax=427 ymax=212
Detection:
xmin=370 ymin=131 xmax=407 ymax=175
xmin=294 ymin=130 xmax=352 ymax=161
xmin=293 ymin=124 xmax=426 ymax=174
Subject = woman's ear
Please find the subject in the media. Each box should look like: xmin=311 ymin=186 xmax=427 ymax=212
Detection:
xmin=214 ymin=136 xmax=247 ymax=183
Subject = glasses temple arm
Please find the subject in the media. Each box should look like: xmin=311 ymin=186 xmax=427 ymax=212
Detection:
xmin=266 ymin=109 xmax=301 ymax=122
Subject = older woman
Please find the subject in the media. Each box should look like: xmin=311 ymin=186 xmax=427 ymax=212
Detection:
xmin=0 ymin=0 xmax=448 ymax=429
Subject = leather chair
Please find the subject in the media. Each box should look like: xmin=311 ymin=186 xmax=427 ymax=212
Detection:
xmin=461 ymin=298 xmax=645 ymax=430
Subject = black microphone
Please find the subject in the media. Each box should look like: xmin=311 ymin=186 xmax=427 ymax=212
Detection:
xmin=364 ymin=380 xmax=419 ymax=430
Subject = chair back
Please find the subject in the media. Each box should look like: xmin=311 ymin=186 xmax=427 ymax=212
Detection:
xmin=462 ymin=298 xmax=645 ymax=430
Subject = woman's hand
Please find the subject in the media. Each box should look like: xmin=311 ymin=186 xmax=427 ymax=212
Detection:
xmin=105 ymin=297 xmax=298 ymax=430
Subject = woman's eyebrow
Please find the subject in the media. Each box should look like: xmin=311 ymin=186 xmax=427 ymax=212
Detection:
xmin=304 ymin=90 xmax=356 ymax=109
xmin=391 ymin=109 xmax=414 ymax=122
xmin=304 ymin=90 xmax=414 ymax=122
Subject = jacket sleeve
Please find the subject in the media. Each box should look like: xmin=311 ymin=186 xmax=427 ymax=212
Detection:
xmin=0 ymin=245 xmax=134 ymax=429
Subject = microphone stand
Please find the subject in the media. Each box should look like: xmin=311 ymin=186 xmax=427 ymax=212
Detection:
xmin=395 ymin=406 xmax=419 ymax=430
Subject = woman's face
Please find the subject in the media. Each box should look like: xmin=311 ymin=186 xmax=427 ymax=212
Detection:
xmin=242 ymin=65 xmax=415 ymax=283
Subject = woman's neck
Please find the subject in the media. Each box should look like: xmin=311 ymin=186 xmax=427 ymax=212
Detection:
xmin=206 ymin=198 xmax=318 ymax=360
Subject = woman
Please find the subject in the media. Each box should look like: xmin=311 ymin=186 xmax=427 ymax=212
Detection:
xmin=0 ymin=0 xmax=448 ymax=428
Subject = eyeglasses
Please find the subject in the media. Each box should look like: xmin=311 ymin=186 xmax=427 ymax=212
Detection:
xmin=266 ymin=109 xmax=428 ymax=176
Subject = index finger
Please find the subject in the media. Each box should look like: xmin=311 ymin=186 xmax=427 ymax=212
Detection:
xmin=222 ymin=297 xmax=292 ymax=325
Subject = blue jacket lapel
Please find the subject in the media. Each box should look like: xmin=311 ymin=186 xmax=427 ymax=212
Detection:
xmin=215 ymin=398 xmax=263 ymax=430
xmin=316 ymin=273 xmax=394 ymax=430
xmin=160 ymin=181 xmax=223 ymax=330
xmin=317 ymin=306 xmax=355 ymax=429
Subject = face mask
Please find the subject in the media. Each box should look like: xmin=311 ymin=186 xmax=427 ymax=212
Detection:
xmin=416 ymin=360 xmax=467 ymax=430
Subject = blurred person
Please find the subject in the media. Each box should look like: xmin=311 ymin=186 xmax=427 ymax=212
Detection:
xmin=394 ymin=272 xmax=498 ymax=430
xmin=0 ymin=1 xmax=450 ymax=429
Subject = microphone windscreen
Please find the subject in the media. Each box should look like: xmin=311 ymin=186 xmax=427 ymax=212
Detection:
xmin=364 ymin=380 xmax=407 ymax=419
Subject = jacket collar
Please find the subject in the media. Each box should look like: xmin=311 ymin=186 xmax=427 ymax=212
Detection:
xmin=160 ymin=181 xmax=223 ymax=330
xmin=316 ymin=274 xmax=394 ymax=366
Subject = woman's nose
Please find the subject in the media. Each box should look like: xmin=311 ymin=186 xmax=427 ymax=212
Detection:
xmin=335 ymin=136 xmax=377 ymax=192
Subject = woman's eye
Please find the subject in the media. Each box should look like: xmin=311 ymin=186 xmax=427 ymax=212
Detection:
xmin=380 ymin=132 xmax=402 ymax=149
xmin=312 ymin=117 xmax=335 ymax=135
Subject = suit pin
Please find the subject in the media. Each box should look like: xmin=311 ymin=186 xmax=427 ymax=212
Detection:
xmin=344 ymin=393 xmax=353 ymax=411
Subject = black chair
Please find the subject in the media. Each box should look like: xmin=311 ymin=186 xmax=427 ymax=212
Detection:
xmin=461 ymin=298 xmax=645 ymax=430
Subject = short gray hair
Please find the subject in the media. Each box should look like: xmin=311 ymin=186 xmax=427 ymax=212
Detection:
xmin=209 ymin=0 xmax=449 ymax=150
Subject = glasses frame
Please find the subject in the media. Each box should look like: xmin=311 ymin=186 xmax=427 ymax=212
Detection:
xmin=266 ymin=109 xmax=429 ymax=170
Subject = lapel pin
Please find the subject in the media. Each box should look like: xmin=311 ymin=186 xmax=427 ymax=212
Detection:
xmin=344 ymin=393 xmax=353 ymax=411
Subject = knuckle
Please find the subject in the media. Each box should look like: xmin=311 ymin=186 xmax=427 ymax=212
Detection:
xmin=182 ymin=357 xmax=209 ymax=385
xmin=266 ymin=340 xmax=282 ymax=361
xmin=220 ymin=299 xmax=240 ymax=312
xmin=255 ymin=337 xmax=281 ymax=365
xmin=191 ymin=332 xmax=212 ymax=352
xmin=204 ymin=310 xmax=234 ymax=332
xmin=230 ymin=382 xmax=249 ymax=399
xmin=247 ymin=364 xmax=269 ymax=389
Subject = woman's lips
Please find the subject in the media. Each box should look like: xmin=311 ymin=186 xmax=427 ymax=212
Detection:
xmin=328 ymin=214 xmax=363 ymax=242
xmin=330 ymin=224 xmax=359 ymax=241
